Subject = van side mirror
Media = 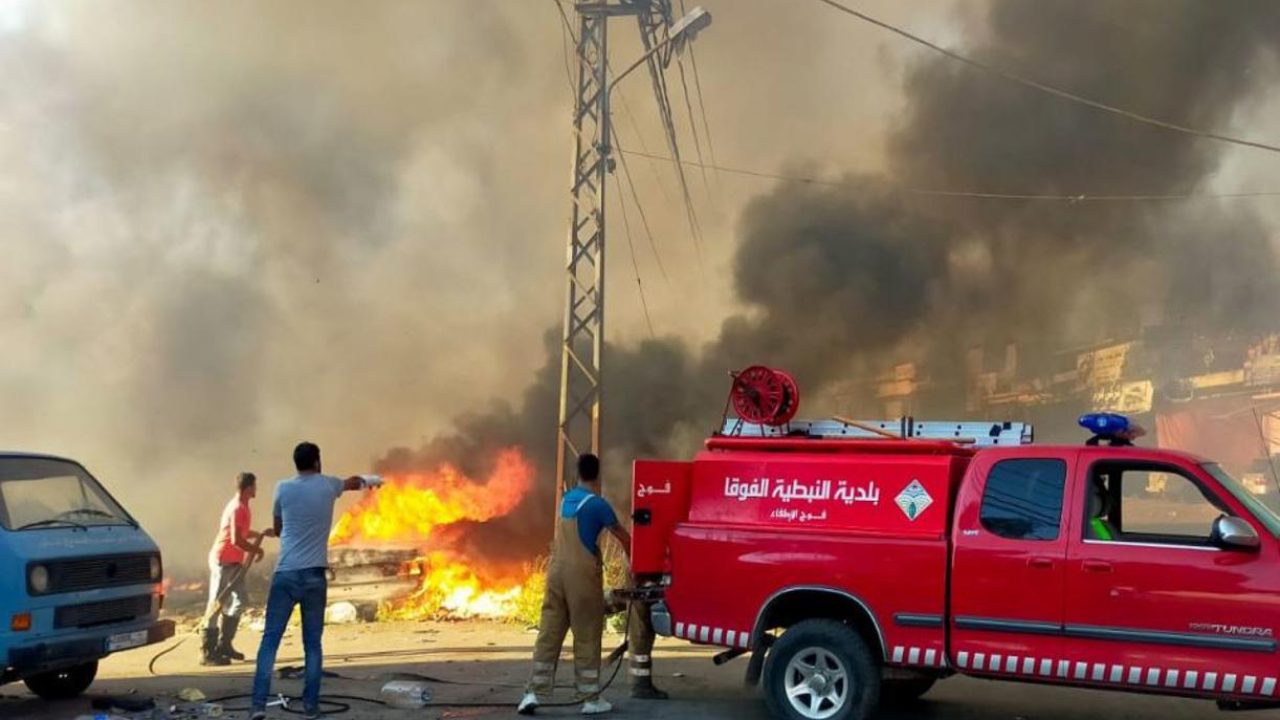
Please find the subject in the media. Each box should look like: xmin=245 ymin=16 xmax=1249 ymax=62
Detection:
xmin=1212 ymin=516 xmax=1260 ymax=551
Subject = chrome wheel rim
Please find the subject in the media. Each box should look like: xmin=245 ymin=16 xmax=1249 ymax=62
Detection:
xmin=783 ymin=648 xmax=850 ymax=719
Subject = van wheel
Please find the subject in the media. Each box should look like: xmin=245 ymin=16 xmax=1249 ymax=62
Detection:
xmin=881 ymin=677 xmax=936 ymax=705
xmin=24 ymin=661 xmax=98 ymax=700
xmin=763 ymin=620 xmax=880 ymax=720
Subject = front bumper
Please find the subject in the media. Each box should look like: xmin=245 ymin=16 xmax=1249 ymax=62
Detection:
xmin=4 ymin=618 xmax=175 ymax=679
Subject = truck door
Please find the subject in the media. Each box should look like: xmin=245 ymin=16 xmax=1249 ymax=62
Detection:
xmin=1062 ymin=455 xmax=1280 ymax=697
xmin=951 ymin=452 xmax=1074 ymax=679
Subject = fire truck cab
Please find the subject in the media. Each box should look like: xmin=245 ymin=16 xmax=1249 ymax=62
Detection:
xmin=631 ymin=408 xmax=1280 ymax=720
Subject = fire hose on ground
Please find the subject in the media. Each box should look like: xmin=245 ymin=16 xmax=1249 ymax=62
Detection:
xmin=147 ymin=567 xmax=639 ymax=714
xmin=192 ymin=605 xmax=634 ymax=713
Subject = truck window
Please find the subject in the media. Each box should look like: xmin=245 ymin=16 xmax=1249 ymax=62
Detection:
xmin=1087 ymin=463 xmax=1227 ymax=545
xmin=1203 ymin=462 xmax=1280 ymax=538
xmin=980 ymin=459 xmax=1067 ymax=541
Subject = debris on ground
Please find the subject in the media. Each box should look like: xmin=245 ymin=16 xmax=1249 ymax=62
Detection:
xmin=176 ymin=688 xmax=207 ymax=703
xmin=326 ymin=601 xmax=360 ymax=624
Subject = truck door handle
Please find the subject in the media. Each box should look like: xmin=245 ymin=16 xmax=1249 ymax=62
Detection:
xmin=1027 ymin=557 xmax=1054 ymax=570
xmin=1082 ymin=560 xmax=1113 ymax=573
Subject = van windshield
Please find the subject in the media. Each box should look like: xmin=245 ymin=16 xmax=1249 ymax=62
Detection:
xmin=1203 ymin=463 xmax=1280 ymax=539
xmin=0 ymin=457 xmax=133 ymax=531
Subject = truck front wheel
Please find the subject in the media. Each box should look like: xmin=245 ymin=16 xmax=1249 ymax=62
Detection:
xmin=763 ymin=620 xmax=880 ymax=720
xmin=23 ymin=661 xmax=98 ymax=700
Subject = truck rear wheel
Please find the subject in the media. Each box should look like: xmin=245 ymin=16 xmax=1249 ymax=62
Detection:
xmin=23 ymin=661 xmax=98 ymax=700
xmin=763 ymin=620 xmax=880 ymax=720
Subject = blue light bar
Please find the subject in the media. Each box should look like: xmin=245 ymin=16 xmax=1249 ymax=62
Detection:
xmin=1078 ymin=413 xmax=1130 ymax=437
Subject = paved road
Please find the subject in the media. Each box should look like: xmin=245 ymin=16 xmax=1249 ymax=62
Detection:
xmin=0 ymin=621 xmax=1230 ymax=719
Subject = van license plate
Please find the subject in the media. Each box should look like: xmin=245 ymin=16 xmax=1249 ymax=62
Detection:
xmin=106 ymin=630 xmax=148 ymax=652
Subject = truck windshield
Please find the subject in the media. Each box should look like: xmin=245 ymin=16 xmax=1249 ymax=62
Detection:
xmin=0 ymin=457 xmax=133 ymax=531
xmin=1203 ymin=462 xmax=1280 ymax=539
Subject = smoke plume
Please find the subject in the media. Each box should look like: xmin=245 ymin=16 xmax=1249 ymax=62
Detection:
xmin=379 ymin=0 xmax=1280 ymax=563
xmin=3 ymin=1 xmax=1279 ymax=575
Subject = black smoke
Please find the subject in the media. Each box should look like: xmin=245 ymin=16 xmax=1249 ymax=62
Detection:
xmin=380 ymin=1 xmax=1280 ymax=558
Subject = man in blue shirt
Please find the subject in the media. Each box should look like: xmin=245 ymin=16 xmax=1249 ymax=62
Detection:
xmin=250 ymin=442 xmax=380 ymax=720
xmin=519 ymin=453 xmax=629 ymax=716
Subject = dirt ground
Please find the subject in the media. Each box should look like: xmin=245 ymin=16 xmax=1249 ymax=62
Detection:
xmin=0 ymin=619 xmax=733 ymax=720
xmin=0 ymin=619 xmax=1227 ymax=720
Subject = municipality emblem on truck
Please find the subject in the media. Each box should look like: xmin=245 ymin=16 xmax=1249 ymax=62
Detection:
xmin=896 ymin=479 xmax=932 ymax=521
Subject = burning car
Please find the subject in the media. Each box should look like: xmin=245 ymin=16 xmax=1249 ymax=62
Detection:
xmin=324 ymin=448 xmax=534 ymax=621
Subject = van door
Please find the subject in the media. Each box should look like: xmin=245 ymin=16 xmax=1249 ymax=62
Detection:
xmin=1062 ymin=454 xmax=1280 ymax=698
xmin=950 ymin=451 xmax=1075 ymax=680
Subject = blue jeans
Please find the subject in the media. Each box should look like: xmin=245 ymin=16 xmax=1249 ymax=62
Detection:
xmin=251 ymin=568 xmax=328 ymax=713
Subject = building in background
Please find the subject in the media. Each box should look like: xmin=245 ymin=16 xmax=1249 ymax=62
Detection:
xmin=847 ymin=328 xmax=1280 ymax=505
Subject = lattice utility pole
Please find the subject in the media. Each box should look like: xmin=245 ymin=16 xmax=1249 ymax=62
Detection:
xmin=556 ymin=1 xmax=708 ymax=501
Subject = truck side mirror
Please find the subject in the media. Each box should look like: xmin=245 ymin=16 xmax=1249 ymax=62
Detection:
xmin=1212 ymin=516 xmax=1260 ymax=551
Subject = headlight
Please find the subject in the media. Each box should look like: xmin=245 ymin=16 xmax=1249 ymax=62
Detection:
xmin=150 ymin=555 xmax=162 ymax=581
xmin=28 ymin=565 xmax=50 ymax=594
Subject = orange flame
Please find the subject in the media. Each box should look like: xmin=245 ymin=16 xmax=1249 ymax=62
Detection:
xmin=330 ymin=447 xmax=533 ymax=619
xmin=382 ymin=551 xmax=523 ymax=620
xmin=331 ymin=448 xmax=532 ymax=546
xmin=162 ymin=578 xmax=206 ymax=594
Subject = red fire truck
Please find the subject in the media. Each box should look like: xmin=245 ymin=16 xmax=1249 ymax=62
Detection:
xmin=629 ymin=367 xmax=1280 ymax=720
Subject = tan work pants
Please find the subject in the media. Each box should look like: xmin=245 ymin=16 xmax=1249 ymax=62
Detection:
xmin=526 ymin=509 xmax=605 ymax=700
xmin=628 ymin=601 xmax=657 ymax=684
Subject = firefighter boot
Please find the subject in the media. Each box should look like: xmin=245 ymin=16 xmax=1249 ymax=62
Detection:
xmin=216 ymin=613 xmax=245 ymax=661
xmin=629 ymin=654 xmax=668 ymax=700
xmin=200 ymin=625 xmax=230 ymax=666
xmin=630 ymin=677 xmax=669 ymax=700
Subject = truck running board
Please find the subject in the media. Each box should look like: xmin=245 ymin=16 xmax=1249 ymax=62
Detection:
xmin=721 ymin=418 xmax=1034 ymax=447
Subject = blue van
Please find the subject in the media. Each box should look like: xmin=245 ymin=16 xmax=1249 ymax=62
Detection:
xmin=0 ymin=452 xmax=173 ymax=699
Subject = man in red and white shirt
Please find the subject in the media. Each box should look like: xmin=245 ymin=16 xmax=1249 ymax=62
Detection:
xmin=203 ymin=472 xmax=274 ymax=666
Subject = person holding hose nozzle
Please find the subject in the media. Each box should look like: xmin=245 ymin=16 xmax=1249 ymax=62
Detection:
xmin=202 ymin=472 xmax=276 ymax=666
xmin=249 ymin=442 xmax=382 ymax=720
xmin=519 ymin=453 xmax=630 ymax=716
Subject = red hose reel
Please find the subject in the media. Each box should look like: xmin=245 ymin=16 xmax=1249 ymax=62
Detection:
xmin=729 ymin=365 xmax=801 ymax=426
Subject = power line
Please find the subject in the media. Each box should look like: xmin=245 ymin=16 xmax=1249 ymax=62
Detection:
xmin=615 ymin=90 xmax=678 ymax=206
xmin=636 ymin=20 xmax=708 ymax=274
xmin=675 ymin=56 xmax=712 ymax=195
xmin=810 ymin=0 xmax=1280 ymax=156
xmin=669 ymin=2 xmax=709 ymax=197
xmin=553 ymin=1 xmax=576 ymax=97
xmin=614 ymin=173 xmax=657 ymax=338
xmin=679 ymin=0 xmax=720 ymax=191
xmin=614 ymin=135 xmax=671 ymax=283
xmin=619 ymin=148 xmax=1280 ymax=202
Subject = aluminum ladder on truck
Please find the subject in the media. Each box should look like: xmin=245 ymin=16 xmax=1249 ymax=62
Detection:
xmin=721 ymin=418 xmax=1034 ymax=447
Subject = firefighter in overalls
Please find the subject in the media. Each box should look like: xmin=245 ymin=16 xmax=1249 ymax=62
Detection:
xmin=519 ymin=454 xmax=630 ymax=716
